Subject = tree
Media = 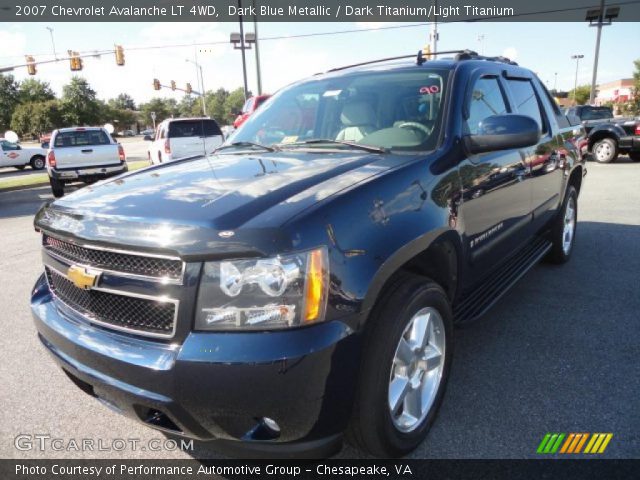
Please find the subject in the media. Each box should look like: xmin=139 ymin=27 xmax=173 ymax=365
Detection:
xmin=571 ymin=84 xmax=592 ymax=105
xmin=60 ymin=76 xmax=102 ymax=126
xmin=0 ymin=73 xmax=19 ymax=132
xmin=139 ymin=98 xmax=179 ymax=126
xmin=205 ymin=88 xmax=230 ymax=125
xmin=178 ymin=95 xmax=200 ymax=117
xmin=223 ymin=88 xmax=248 ymax=124
xmin=627 ymin=58 xmax=640 ymax=115
xmin=109 ymin=93 xmax=136 ymax=111
xmin=18 ymin=79 xmax=55 ymax=104
xmin=11 ymin=100 xmax=62 ymax=138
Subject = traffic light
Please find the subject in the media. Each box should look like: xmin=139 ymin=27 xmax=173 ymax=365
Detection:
xmin=153 ymin=78 xmax=161 ymax=91
xmin=115 ymin=45 xmax=125 ymax=66
xmin=68 ymin=50 xmax=83 ymax=71
xmin=186 ymin=83 xmax=192 ymax=94
xmin=170 ymin=80 xmax=176 ymax=91
xmin=25 ymin=55 xmax=36 ymax=75
xmin=422 ymin=44 xmax=432 ymax=60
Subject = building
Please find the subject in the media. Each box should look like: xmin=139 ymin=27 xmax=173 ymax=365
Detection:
xmin=594 ymin=78 xmax=634 ymax=106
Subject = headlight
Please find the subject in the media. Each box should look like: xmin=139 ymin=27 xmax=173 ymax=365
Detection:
xmin=195 ymin=247 xmax=329 ymax=331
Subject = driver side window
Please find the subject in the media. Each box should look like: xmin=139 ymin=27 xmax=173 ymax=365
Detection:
xmin=466 ymin=77 xmax=508 ymax=135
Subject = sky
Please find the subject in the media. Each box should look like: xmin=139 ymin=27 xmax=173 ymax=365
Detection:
xmin=0 ymin=21 xmax=638 ymax=104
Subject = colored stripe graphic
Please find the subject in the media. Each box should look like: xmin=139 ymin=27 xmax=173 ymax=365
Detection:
xmin=538 ymin=433 xmax=612 ymax=454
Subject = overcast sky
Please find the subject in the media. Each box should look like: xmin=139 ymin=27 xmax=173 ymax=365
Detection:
xmin=0 ymin=21 xmax=638 ymax=104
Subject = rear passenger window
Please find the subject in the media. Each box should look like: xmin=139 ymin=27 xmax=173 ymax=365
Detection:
xmin=466 ymin=77 xmax=508 ymax=135
xmin=168 ymin=120 xmax=222 ymax=138
xmin=54 ymin=130 xmax=110 ymax=148
xmin=507 ymin=79 xmax=546 ymax=133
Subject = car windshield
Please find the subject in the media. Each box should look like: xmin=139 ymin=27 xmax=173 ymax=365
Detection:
xmin=581 ymin=107 xmax=613 ymax=120
xmin=228 ymin=68 xmax=448 ymax=153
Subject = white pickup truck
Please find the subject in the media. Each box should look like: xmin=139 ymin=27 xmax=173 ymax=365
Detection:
xmin=0 ymin=138 xmax=46 ymax=170
xmin=47 ymin=127 xmax=128 ymax=197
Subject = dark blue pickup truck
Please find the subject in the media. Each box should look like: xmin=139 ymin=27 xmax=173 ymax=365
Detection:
xmin=31 ymin=50 xmax=586 ymax=458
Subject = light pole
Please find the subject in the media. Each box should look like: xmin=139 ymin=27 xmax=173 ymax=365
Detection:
xmin=46 ymin=26 xmax=57 ymax=60
xmin=430 ymin=0 xmax=439 ymax=55
xmin=477 ymin=34 xmax=485 ymax=55
xmin=571 ymin=54 xmax=584 ymax=105
xmin=252 ymin=0 xmax=262 ymax=95
xmin=585 ymin=2 xmax=619 ymax=104
xmin=186 ymin=58 xmax=207 ymax=116
xmin=554 ymin=72 xmax=558 ymax=91
xmin=230 ymin=5 xmax=256 ymax=102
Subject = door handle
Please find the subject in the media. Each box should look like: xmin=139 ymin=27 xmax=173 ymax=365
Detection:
xmin=81 ymin=149 xmax=93 ymax=153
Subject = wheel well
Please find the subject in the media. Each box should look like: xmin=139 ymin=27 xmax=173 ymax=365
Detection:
xmin=588 ymin=131 xmax=616 ymax=151
xmin=568 ymin=166 xmax=583 ymax=195
xmin=30 ymin=154 xmax=44 ymax=162
xmin=399 ymin=237 xmax=459 ymax=301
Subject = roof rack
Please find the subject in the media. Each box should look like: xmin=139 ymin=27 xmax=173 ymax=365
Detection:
xmin=326 ymin=49 xmax=517 ymax=73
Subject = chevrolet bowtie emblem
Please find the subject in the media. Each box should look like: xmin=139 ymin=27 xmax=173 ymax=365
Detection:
xmin=67 ymin=265 xmax=100 ymax=290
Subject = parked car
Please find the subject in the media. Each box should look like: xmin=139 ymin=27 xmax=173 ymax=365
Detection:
xmin=233 ymin=94 xmax=271 ymax=129
xmin=46 ymin=127 xmax=128 ymax=197
xmin=140 ymin=128 xmax=154 ymax=136
xmin=0 ymin=138 xmax=46 ymax=170
xmin=565 ymin=105 xmax=640 ymax=163
xmin=32 ymin=50 xmax=586 ymax=458
xmin=145 ymin=117 xmax=224 ymax=164
xmin=118 ymin=130 xmax=135 ymax=137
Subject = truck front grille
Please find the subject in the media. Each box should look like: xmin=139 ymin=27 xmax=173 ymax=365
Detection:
xmin=43 ymin=234 xmax=183 ymax=282
xmin=45 ymin=267 xmax=176 ymax=337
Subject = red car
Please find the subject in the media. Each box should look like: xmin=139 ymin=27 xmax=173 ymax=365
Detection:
xmin=233 ymin=95 xmax=270 ymax=129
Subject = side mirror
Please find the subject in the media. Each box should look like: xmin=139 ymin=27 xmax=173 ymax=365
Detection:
xmin=143 ymin=135 xmax=153 ymax=141
xmin=465 ymin=114 xmax=540 ymax=154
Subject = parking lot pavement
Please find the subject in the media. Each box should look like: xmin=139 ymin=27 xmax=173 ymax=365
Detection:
xmin=1 ymin=159 xmax=639 ymax=460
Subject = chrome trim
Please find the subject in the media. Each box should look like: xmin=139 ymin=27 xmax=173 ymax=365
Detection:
xmin=44 ymin=265 xmax=179 ymax=340
xmin=42 ymin=233 xmax=186 ymax=285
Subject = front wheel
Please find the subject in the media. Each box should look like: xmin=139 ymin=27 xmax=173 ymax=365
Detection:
xmin=348 ymin=272 xmax=453 ymax=457
xmin=49 ymin=177 xmax=65 ymax=198
xmin=592 ymin=138 xmax=618 ymax=163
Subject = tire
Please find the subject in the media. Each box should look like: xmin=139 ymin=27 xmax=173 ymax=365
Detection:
xmin=546 ymin=185 xmax=578 ymax=264
xmin=49 ymin=177 xmax=65 ymax=198
xmin=591 ymin=138 xmax=618 ymax=163
xmin=347 ymin=272 xmax=453 ymax=457
xmin=629 ymin=153 xmax=640 ymax=162
xmin=30 ymin=155 xmax=45 ymax=170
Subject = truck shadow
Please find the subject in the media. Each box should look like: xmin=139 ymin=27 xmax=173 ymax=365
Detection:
xmin=169 ymin=221 xmax=640 ymax=460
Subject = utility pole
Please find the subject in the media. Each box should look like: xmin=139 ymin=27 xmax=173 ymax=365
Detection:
xmin=554 ymin=72 xmax=558 ymax=91
xmin=586 ymin=0 xmax=619 ymax=104
xmin=238 ymin=0 xmax=249 ymax=101
xmin=430 ymin=0 xmax=439 ymax=55
xmin=253 ymin=0 xmax=262 ymax=95
xmin=46 ymin=27 xmax=57 ymax=60
xmin=477 ymin=34 xmax=485 ymax=55
xmin=571 ymin=54 xmax=584 ymax=105
xmin=187 ymin=54 xmax=207 ymax=116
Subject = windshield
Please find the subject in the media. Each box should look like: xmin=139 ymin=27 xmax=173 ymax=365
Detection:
xmin=229 ymin=68 xmax=448 ymax=152
xmin=581 ymin=107 xmax=613 ymax=120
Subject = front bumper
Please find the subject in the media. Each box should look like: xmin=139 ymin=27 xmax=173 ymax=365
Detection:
xmin=31 ymin=274 xmax=360 ymax=456
xmin=48 ymin=163 xmax=128 ymax=181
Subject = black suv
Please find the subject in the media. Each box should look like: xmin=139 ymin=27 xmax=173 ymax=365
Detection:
xmin=32 ymin=51 xmax=586 ymax=458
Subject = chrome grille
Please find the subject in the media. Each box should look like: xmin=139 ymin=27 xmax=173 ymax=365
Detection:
xmin=45 ymin=267 xmax=176 ymax=337
xmin=43 ymin=234 xmax=183 ymax=282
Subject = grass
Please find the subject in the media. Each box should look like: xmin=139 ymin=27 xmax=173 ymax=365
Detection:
xmin=0 ymin=160 xmax=150 ymax=192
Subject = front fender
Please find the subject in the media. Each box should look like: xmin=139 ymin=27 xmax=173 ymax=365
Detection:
xmin=587 ymin=124 xmax=626 ymax=150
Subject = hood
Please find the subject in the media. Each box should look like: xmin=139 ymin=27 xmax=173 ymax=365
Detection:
xmin=36 ymin=151 xmax=402 ymax=258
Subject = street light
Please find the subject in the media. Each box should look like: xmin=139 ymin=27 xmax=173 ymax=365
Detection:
xmin=586 ymin=0 xmax=620 ymax=104
xmin=571 ymin=54 xmax=584 ymax=105
xmin=186 ymin=58 xmax=207 ymax=116
xmin=46 ymin=27 xmax=57 ymax=60
xmin=230 ymin=0 xmax=257 ymax=101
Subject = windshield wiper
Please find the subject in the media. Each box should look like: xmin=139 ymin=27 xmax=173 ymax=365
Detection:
xmin=282 ymin=139 xmax=388 ymax=154
xmin=214 ymin=141 xmax=278 ymax=153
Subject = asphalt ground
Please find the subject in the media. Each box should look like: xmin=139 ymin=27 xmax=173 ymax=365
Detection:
xmin=0 ymin=157 xmax=638 ymax=459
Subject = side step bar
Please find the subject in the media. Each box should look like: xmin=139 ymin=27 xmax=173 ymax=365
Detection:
xmin=454 ymin=237 xmax=552 ymax=325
